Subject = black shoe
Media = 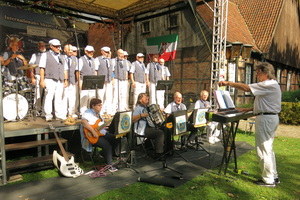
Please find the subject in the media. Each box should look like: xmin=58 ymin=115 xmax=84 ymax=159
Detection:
xmin=274 ymin=178 xmax=280 ymax=184
xmin=254 ymin=180 xmax=276 ymax=187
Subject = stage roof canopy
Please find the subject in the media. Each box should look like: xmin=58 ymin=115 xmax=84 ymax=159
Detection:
xmin=48 ymin=0 xmax=184 ymax=19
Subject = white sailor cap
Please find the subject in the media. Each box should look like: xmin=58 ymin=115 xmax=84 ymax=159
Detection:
xmin=101 ymin=46 xmax=111 ymax=52
xmin=85 ymin=45 xmax=95 ymax=52
xmin=71 ymin=46 xmax=78 ymax=51
xmin=136 ymin=53 xmax=144 ymax=57
xmin=49 ymin=39 xmax=61 ymax=46
xmin=124 ymin=51 xmax=129 ymax=56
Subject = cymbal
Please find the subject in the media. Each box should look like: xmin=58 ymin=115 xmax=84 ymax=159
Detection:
xmin=17 ymin=64 xmax=38 ymax=70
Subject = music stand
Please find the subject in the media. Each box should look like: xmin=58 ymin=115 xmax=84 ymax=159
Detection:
xmin=108 ymin=111 xmax=138 ymax=173
xmin=188 ymin=109 xmax=210 ymax=155
xmin=167 ymin=110 xmax=189 ymax=162
xmin=82 ymin=75 xmax=105 ymax=99
xmin=156 ymin=80 xmax=174 ymax=107
xmin=144 ymin=110 xmax=187 ymax=175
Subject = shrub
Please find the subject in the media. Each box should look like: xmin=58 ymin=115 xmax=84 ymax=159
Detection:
xmin=280 ymin=102 xmax=300 ymax=125
xmin=282 ymin=90 xmax=300 ymax=102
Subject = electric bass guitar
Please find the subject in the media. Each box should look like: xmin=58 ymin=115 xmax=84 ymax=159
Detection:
xmin=83 ymin=118 xmax=113 ymax=144
xmin=49 ymin=124 xmax=84 ymax=178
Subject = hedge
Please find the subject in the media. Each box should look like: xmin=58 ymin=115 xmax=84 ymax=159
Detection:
xmin=279 ymin=102 xmax=300 ymax=125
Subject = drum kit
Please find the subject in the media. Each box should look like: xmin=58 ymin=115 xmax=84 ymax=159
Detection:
xmin=2 ymin=64 xmax=38 ymax=121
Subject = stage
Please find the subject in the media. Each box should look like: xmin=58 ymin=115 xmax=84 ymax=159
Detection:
xmin=0 ymin=119 xmax=254 ymax=200
xmin=4 ymin=117 xmax=80 ymax=138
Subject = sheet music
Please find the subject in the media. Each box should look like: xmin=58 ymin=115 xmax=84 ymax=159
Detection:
xmin=223 ymin=91 xmax=235 ymax=109
xmin=214 ymin=90 xmax=227 ymax=109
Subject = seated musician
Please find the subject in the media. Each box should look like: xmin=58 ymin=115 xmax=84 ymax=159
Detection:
xmin=194 ymin=90 xmax=221 ymax=144
xmin=164 ymin=92 xmax=198 ymax=148
xmin=80 ymin=98 xmax=119 ymax=172
xmin=132 ymin=93 xmax=168 ymax=160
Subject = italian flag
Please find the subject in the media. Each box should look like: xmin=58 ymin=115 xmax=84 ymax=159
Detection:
xmin=146 ymin=34 xmax=178 ymax=61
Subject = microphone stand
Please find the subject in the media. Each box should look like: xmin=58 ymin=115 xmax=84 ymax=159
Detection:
xmin=29 ymin=68 xmax=37 ymax=121
xmin=12 ymin=58 xmax=21 ymax=121
xmin=153 ymin=62 xmax=158 ymax=105
xmin=73 ymin=19 xmax=82 ymax=119
xmin=116 ymin=58 xmax=120 ymax=112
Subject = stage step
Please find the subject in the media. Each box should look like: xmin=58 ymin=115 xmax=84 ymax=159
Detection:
xmin=6 ymin=155 xmax=53 ymax=169
xmin=5 ymin=138 xmax=68 ymax=151
xmin=6 ymin=151 xmax=74 ymax=170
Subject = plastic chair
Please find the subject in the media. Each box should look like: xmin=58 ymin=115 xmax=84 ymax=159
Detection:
xmin=245 ymin=117 xmax=255 ymax=135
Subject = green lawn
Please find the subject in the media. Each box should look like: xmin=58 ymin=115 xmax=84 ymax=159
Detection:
xmin=4 ymin=131 xmax=300 ymax=200
xmin=87 ymin=133 xmax=300 ymax=200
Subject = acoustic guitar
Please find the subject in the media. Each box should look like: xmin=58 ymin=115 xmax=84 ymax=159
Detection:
xmin=83 ymin=118 xmax=113 ymax=144
xmin=49 ymin=124 xmax=84 ymax=178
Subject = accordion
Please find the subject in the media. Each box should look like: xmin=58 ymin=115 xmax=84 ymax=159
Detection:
xmin=146 ymin=104 xmax=166 ymax=128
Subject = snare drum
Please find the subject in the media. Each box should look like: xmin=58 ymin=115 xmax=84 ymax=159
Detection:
xmin=17 ymin=77 xmax=31 ymax=92
xmin=2 ymin=82 xmax=15 ymax=96
xmin=2 ymin=93 xmax=29 ymax=120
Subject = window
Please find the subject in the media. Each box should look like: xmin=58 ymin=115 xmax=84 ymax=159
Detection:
xmin=287 ymin=71 xmax=292 ymax=91
xmin=227 ymin=62 xmax=236 ymax=95
xmin=169 ymin=14 xmax=178 ymax=28
xmin=245 ymin=63 xmax=252 ymax=95
xmin=276 ymin=68 xmax=281 ymax=83
xmin=141 ymin=21 xmax=150 ymax=34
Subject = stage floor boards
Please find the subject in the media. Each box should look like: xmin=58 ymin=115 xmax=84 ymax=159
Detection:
xmin=3 ymin=117 xmax=80 ymax=137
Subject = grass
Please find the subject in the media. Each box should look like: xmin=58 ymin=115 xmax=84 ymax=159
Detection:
xmin=87 ymin=132 xmax=300 ymax=200
xmin=3 ymin=131 xmax=300 ymax=200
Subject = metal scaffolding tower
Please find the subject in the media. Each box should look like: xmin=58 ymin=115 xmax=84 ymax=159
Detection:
xmin=209 ymin=0 xmax=228 ymax=108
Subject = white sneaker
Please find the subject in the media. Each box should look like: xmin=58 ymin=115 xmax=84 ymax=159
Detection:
xmin=214 ymin=137 xmax=221 ymax=142
xmin=208 ymin=137 xmax=215 ymax=144
xmin=71 ymin=114 xmax=78 ymax=118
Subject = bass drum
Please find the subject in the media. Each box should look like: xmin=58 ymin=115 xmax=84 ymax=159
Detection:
xmin=3 ymin=93 xmax=28 ymax=121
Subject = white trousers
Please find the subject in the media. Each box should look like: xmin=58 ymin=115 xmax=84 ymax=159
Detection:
xmin=156 ymin=90 xmax=165 ymax=109
xmin=149 ymin=82 xmax=165 ymax=108
xmin=255 ymin=115 xmax=279 ymax=184
xmin=62 ymin=83 xmax=77 ymax=117
xmin=133 ymin=82 xmax=146 ymax=108
xmin=80 ymin=89 xmax=96 ymax=114
xmin=43 ymin=79 xmax=65 ymax=120
xmin=113 ymin=79 xmax=128 ymax=112
xmin=33 ymin=75 xmax=43 ymax=111
xmin=98 ymin=81 xmax=113 ymax=115
xmin=149 ymin=82 xmax=157 ymax=105
xmin=125 ymin=80 xmax=130 ymax=110
xmin=206 ymin=121 xmax=221 ymax=138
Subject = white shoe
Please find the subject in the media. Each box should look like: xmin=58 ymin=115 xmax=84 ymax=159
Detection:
xmin=208 ymin=137 xmax=215 ymax=144
xmin=71 ymin=114 xmax=78 ymax=118
xmin=214 ymin=137 xmax=221 ymax=142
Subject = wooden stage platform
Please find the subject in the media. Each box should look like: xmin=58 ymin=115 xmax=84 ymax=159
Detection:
xmin=4 ymin=117 xmax=80 ymax=138
xmin=2 ymin=117 xmax=81 ymax=179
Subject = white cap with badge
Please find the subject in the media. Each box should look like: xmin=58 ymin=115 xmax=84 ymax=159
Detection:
xmin=85 ymin=45 xmax=95 ymax=52
xmin=136 ymin=53 xmax=144 ymax=57
xmin=49 ymin=39 xmax=61 ymax=46
xmin=71 ymin=46 xmax=78 ymax=51
xmin=101 ymin=46 xmax=111 ymax=52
